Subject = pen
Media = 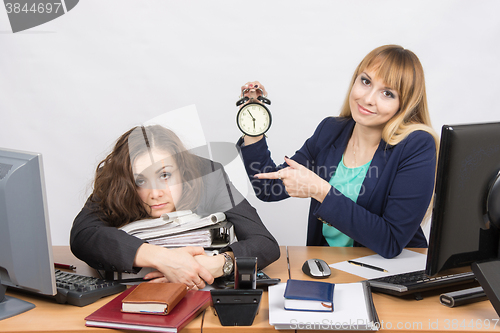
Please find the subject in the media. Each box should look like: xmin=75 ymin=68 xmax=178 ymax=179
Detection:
xmin=347 ymin=260 xmax=388 ymax=273
xmin=54 ymin=263 xmax=76 ymax=270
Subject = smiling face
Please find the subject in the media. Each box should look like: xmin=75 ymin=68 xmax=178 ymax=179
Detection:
xmin=349 ymin=69 xmax=400 ymax=131
xmin=133 ymin=149 xmax=183 ymax=218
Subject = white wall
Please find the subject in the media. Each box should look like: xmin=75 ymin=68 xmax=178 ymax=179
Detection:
xmin=1 ymin=0 xmax=499 ymax=246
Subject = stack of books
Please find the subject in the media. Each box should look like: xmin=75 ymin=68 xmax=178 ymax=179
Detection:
xmin=85 ymin=284 xmax=211 ymax=333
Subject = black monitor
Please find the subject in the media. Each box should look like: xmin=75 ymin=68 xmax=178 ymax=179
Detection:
xmin=0 ymin=148 xmax=56 ymax=320
xmin=425 ymin=122 xmax=500 ymax=276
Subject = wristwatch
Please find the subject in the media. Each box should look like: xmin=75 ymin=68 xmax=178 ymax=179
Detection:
xmin=222 ymin=252 xmax=234 ymax=276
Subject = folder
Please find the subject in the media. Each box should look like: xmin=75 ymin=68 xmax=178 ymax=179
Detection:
xmin=147 ymin=221 xmax=235 ymax=249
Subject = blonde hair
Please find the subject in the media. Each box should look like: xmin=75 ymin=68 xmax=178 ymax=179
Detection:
xmin=340 ymin=45 xmax=439 ymax=223
xmin=340 ymin=44 xmax=439 ymax=149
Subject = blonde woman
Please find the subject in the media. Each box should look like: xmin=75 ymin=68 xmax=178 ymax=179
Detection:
xmin=238 ymin=45 xmax=438 ymax=258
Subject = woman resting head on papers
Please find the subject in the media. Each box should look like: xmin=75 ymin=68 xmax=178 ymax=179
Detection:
xmin=238 ymin=45 xmax=438 ymax=259
xmin=70 ymin=125 xmax=279 ymax=289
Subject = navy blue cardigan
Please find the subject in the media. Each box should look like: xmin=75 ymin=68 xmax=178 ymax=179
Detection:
xmin=238 ymin=117 xmax=436 ymax=258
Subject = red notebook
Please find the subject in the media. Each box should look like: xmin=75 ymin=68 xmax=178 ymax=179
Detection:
xmin=85 ymin=285 xmax=211 ymax=333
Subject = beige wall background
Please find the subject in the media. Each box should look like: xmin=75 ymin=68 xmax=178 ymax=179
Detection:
xmin=1 ymin=0 xmax=499 ymax=246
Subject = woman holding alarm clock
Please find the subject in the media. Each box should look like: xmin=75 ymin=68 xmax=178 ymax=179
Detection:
xmin=237 ymin=45 xmax=439 ymax=259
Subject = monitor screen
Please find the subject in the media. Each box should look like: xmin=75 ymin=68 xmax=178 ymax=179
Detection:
xmin=425 ymin=122 xmax=500 ymax=276
xmin=0 ymin=148 xmax=56 ymax=320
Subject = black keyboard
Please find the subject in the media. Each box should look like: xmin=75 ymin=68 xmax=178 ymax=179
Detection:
xmin=367 ymin=270 xmax=476 ymax=296
xmin=54 ymin=269 xmax=126 ymax=306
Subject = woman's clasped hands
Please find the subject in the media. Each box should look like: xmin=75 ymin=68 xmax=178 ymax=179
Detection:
xmin=135 ymin=244 xmax=219 ymax=290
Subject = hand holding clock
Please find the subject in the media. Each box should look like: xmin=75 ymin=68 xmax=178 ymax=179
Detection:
xmin=237 ymin=81 xmax=272 ymax=146
xmin=240 ymin=81 xmax=268 ymax=102
xmin=238 ymin=82 xmax=331 ymax=202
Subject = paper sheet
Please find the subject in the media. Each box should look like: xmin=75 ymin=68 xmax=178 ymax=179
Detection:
xmin=269 ymin=282 xmax=377 ymax=330
xmin=330 ymin=249 xmax=427 ymax=279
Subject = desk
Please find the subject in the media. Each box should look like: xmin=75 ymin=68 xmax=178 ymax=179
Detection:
xmin=0 ymin=246 xmax=204 ymax=333
xmin=2 ymin=246 xmax=500 ymax=333
xmin=0 ymin=246 xmax=289 ymax=333
xmin=287 ymin=246 xmax=500 ymax=333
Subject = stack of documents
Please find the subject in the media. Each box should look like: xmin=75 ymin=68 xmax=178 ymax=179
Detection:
xmin=147 ymin=222 xmax=235 ymax=248
xmin=147 ymin=229 xmax=215 ymax=247
xmin=120 ymin=211 xmax=234 ymax=248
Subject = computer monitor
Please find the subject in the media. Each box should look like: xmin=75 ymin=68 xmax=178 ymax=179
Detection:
xmin=0 ymin=148 xmax=56 ymax=320
xmin=425 ymin=122 xmax=500 ymax=276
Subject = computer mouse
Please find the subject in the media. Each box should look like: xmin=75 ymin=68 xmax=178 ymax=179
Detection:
xmin=302 ymin=258 xmax=331 ymax=278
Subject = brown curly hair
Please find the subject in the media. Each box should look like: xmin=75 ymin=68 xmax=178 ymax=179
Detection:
xmin=91 ymin=125 xmax=202 ymax=227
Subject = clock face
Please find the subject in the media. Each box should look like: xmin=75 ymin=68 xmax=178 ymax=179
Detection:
xmin=237 ymin=103 xmax=272 ymax=136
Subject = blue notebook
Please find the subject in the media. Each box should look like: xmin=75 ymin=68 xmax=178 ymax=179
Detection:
xmin=283 ymin=279 xmax=335 ymax=312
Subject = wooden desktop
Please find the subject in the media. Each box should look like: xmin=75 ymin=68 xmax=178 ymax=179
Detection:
xmin=0 ymin=246 xmax=203 ymax=333
xmin=2 ymin=246 xmax=500 ymax=333
xmin=287 ymin=246 xmax=500 ymax=333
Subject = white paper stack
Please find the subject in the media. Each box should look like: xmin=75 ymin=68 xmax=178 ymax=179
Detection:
xmin=120 ymin=211 xmax=226 ymax=239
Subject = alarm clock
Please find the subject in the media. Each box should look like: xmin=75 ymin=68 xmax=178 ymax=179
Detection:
xmin=236 ymin=89 xmax=272 ymax=137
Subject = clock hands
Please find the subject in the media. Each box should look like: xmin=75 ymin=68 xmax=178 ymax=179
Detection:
xmin=247 ymin=110 xmax=256 ymax=121
xmin=247 ymin=110 xmax=256 ymax=129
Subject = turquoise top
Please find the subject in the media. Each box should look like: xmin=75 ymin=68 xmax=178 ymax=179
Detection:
xmin=322 ymin=155 xmax=372 ymax=247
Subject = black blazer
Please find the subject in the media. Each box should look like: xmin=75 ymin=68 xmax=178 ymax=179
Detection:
xmin=70 ymin=157 xmax=280 ymax=273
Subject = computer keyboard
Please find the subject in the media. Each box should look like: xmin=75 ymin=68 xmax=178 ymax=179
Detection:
xmin=54 ymin=269 xmax=126 ymax=306
xmin=367 ymin=270 xmax=476 ymax=297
